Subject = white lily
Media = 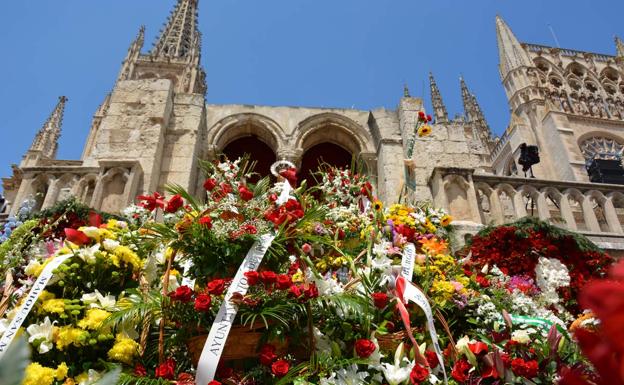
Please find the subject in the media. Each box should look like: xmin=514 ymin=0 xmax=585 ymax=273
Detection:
xmin=26 ymin=317 xmax=55 ymax=354
xmin=81 ymin=290 xmax=117 ymax=311
xmin=381 ymin=343 xmax=415 ymax=385
xmin=78 ymin=244 xmax=100 ymax=263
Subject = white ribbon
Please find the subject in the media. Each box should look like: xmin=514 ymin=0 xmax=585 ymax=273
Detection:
xmin=0 ymin=254 xmax=73 ymax=358
xmin=195 ymin=180 xmax=292 ymax=384
xmin=400 ymin=243 xmax=416 ymax=281
xmin=400 ymin=281 xmax=448 ymax=385
xmin=195 ymin=233 xmax=276 ymax=385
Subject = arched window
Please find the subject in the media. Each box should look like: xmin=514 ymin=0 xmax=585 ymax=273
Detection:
xmin=222 ymin=136 xmax=277 ymax=182
xmin=567 ymin=193 xmax=588 ymax=231
xmin=300 ymin=142 xmax=353 ymax=185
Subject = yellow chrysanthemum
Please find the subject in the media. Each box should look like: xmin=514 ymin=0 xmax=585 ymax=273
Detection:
xmin=78 ymin=308 xmax=111 ymax=330
xmin=431 ymin=280 xmax=455 ymax=301
xmin=39 ymin=291 xmax=55 ymax=302
xmin=22 ymin=363 xmax=56 ymax=385
xmin=55 ymin=363 xmax=69 ymax=380
xmin=107 ymin=333 xmax=139 ymax=365
xmin=56 ymin=326 xmax=88 ymax=350
xmin=291 ymin=270 xmax=305 ymax=283
xmin=41 ymin=299 xmax=65 ymax=314
xmin=112 ymin=246 xmax=142 ymax=270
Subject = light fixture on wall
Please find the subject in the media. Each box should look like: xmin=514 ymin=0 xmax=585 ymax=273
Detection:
xmin=518 ymin=143 xmax=540 ymax=178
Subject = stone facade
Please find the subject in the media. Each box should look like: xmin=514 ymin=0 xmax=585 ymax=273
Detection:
xmin=3 ymin=3 xmax=624 ymax=253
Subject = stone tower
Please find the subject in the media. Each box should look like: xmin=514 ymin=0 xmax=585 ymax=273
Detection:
xmin=80 ymin=0 xmax=207 ymax=212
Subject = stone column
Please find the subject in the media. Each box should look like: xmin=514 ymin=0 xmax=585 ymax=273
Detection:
xmin=513 ymin=189 xmax=527 ymax=218
xmin=41 ymin=178 xmax=60 ymax=210
xmin=581 ymin=195 xmax=601 ymax=232
xmin=536 ymin=191 xmax=551 ymax=221
xmin=465 ymin=174 xmax=483 ymax=223
xmin=558 ymin=194 xmax=577 ymax=230
xmin=9 ymin=177 xmax=35 ymax=216
xmin=488 ymin=189 xmax=505 ymax=224
xmin=603 ymin=197 xmax=623 ymax=234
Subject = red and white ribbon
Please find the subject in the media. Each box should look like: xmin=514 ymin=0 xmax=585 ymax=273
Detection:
xmin=396 ymin=276 xmax=448 ymax=384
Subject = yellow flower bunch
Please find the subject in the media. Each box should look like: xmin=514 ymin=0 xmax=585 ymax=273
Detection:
xmin=56 ymin=326 xmax=88 ymax=350
xmin=41 ymin=299 xmax=65 ymax=315
xmin=110 ymin=245 xmax=142 ymax=270
xmin=386 ymin=204 xmax=416 ymax=227
xmin=22 ymin=362 xmax=68 ymax=385
xmin=107 ymin=333 xmax=139 ymax=365
xmin=77 ymin=308 xmax=111 ymax=330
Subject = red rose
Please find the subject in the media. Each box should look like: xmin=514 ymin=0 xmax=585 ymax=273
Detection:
xmin=207 ymin=382 xmax=222 ymax=385
xmin=268 ymin=193 xmax=278 ymax=202
xmin=354 ymin=338 xmax=376 ymax=358
xmin=155 ymin=358 xmax=176 ymax=380
xmin=288 ymin=284 xmax=303 ymax=298
xmin=418 ymin=111 xmax=425 ymax=119
xmin=475 ymin=275 xmax=490 ymax=288
xmin=451 ymin=359 xmax=471 ymax=383
xmin=170 ymin=285 xmax=194 ymax=303
xmin=203 ymin=178 xmax=217 ymax=191
xmin=137 ymin=192 xmax=166 ymax=211
xmin=199 ymin=216 xmax=212 ymax=229
xmin=64 ymin=228 xmax=90 ymax=246
xmin=425 ymin=350 xmax=439 ymax=368
xmin=304 ymin=283 xmax=319 ymax=299
xmin=371 ymin=292 xmax=389 ymax=309
xmin=276 ymin=274 xmax=292 ymax=290
xmin=260 ymin=271 xmax=278 ymax=285
xmin=302 ymin=243 xmax=312 ymax=254
xmin=244 ymin=271 xmax=260 ymax=286
xmin=238 ymin=185 xmax=254 ymax=201
xmin=271 ymin=359 xmax=290 ymax=377
xmin=165 ymin=194 xmax=184 ymax=213
xmin=427 ymin=114 xmax=432 ymax=122
xmin=468 ymin=341 xmax=488 ymax=355
xmin=207 ymin=279 xmax=226 ymax=295
xmin=133 ymin=363 xmax=147 ymax=377
xmin=259 ymin=344 xmax=277 ymax=366
xmin=410 ymin=363 xmax=430 ymax=384
xmin=194 ymin=293 xmax=212 ymax=312
xmin=220 ymin=182 xmax=233 ymax=194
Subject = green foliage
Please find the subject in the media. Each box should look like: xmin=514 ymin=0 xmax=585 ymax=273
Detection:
xmin=34 ymin=197 xmax=120 ymax=222
xmin=117 ymin=373 xmax=171 ymax=385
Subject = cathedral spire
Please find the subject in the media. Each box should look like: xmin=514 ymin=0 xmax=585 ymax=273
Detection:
xmin=496 ymin=15 xmax=532 ymax=79
xmin=429 ymin=72 xmax=448 ymax=123
xmin=117 ymin=25 xmax=145 ymax=83
xmin=152 ymin=0 xmax=200 ymax=60
xmin=616 ymin=35 xmax=624 ymax=58
xmin=29 ymin=96 xmax=67 ymax=160
xmin=460 ymin=77 xmax=493 ymax=140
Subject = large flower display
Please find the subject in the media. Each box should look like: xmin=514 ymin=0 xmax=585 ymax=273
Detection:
xmin=0 ymin=150 xmax=617 ymax=385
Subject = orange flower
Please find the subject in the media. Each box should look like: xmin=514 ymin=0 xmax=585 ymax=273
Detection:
xmin=419 ymin=237 xmax=448 ymax=255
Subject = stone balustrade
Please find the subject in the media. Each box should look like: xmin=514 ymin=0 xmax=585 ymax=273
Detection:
xmin=430 ymin=167 xmax=624 ymax=251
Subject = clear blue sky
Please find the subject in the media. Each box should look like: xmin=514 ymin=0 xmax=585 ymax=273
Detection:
xmin=1 ymin=1 xmax=622 ymax=187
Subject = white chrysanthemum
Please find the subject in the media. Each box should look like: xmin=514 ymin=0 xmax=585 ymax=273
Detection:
xmin=535 ymin=257 xmax=570 ymax=292
xmin=102 ymin=238 xmax=120 ymax=251
xmin=511 ymin=329 xmax=532 ymax=344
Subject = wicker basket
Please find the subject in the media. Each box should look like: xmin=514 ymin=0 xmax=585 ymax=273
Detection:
xmin=187 ymin=323 xmax=288 ymax=366
xmin=376 ymin=327 xmax=423 ymax=353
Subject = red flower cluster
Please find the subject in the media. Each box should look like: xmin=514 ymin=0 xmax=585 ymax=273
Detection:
xmin=451 ymin=359 xmax=471 ymax=383
xmin=469 ymin=224 xmax=613 ymax=309
xmin=371 ymin=292 xmax=389 ymax=309
xmin=264 ymin=199 xmax=305 ymax=227
xmin=258 ymin=344 xmax=289 ymax=377
xmin=207 ymin=279 xmax=227 ymax=295
xmin=511 ymin=358 xmax=539 ymax=379
xmin=137 ymin=192 xmax=185 ymax=213
xmin=279 ymin=167 xmax=298 ymax=187
xmin=418 ymin=111 xmax=433 ymax=122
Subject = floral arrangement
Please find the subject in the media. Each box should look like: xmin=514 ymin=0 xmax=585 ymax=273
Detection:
xmin=0 ymin=151 xmax=619 ymax=385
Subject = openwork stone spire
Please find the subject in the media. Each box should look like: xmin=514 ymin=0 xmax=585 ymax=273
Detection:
xmin=29 ymin=96 xmax=67 ymax=159
xmin=152 ymin=0 xmax=200 ymax=59
xmin=460 ymin=77 xmax=493 ymax=139
xmin=429 ymin=72 xmax=448 ymax=123
xmin=616 ymin=36 xmax=624 ymax=58
xmin=117 ymin=26 xmax=145 ymax=83
xmin=496 ymin=15 xmax=532 ymax=79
